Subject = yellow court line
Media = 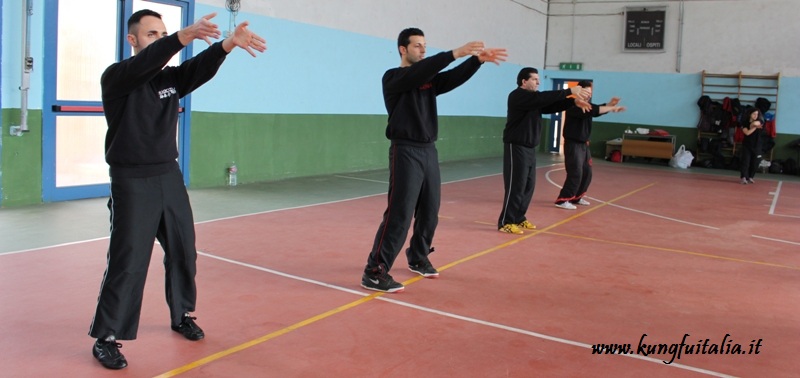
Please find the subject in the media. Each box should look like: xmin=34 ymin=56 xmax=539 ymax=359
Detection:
xmin=437 ymin=183 xmax=656 ymax=272
xmin=155 ymin=183 xmax=655 ymax=377
xmin=543 ymin=230 xmax=800 ymax=271
xmin=154 ymin=295 xmax=380 ymax=377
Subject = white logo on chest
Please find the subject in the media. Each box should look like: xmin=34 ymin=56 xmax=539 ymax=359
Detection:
xmin=158 ymin=87 xmax=177 ymax=99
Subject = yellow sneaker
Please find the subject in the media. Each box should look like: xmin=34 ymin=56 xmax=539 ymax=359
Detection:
xmin=498 ymin=223 xmax=523 ymax=234
xmin=518 ymin=220 xmax=536 ymax=230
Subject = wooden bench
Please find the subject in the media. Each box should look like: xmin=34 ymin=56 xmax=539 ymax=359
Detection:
xmin=621 ymin=134 xmax=675 ymax=160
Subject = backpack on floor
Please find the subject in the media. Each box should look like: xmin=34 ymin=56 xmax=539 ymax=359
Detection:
xmin=769 ymin=160 xmax=783 ymax=174
xmin=783 ymin=158 xmax=798 ymax=175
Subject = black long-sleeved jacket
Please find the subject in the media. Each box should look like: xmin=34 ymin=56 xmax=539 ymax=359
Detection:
xmin=101 ymin=33 xmax=227 ymax=178
xmin=382 ymin=51 xmax=481 ymax=144
xmin=503 ymin=88 xmax=574 ymax=147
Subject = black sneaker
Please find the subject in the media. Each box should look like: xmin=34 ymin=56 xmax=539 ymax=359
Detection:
xmin=93 ymin=339 xmax=127 ymax=370
xmin=171 ymin=314 xmax=205 ymax=341
xmin=409 ymin=260 xmax=439 ymax=278
xmin=361 ymin=271 xmax=404 ymax=293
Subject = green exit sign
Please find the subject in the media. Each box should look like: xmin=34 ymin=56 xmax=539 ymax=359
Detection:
xmin=559 ymin=62 xmax=583 ymax=71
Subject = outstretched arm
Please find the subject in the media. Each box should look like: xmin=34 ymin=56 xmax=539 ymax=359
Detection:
xmin=452 ymin=41 xmax=486 ymax=59
xmin=598 ymin=105 xmax=626 ymax=115
xmin=433 ymin=41 xmax=507 ymax=95
xmin=452 ymin=42 xmax=508 ymax=65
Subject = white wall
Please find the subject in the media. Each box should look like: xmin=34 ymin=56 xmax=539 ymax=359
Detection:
xmin=4 ymin=1 xmax=799 ymax=133
xmin=203 ymin=0 xmax=800 ymax=76
xmin=199 ymin=0 xmax=550 ymax=66
xmin=545 ymin=0 xmax=800 ymax=76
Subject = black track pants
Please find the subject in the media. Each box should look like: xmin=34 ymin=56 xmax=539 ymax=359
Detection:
xmin=740 ymin=146 xmax=761 ymax=179
xmin=366 ymin=143 xmax=440 ymax=273
xmin=497 ymin=143 xmax=536 ymax=228
xmin=89 ymin=169 xmax=197 ymax=340
xmin=556 ymin=141 xmax=592 ymax=203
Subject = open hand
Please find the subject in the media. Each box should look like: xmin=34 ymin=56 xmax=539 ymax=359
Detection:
xmin=575 ymin=97 xmax=592 ymax=113
xmin=225 ymin=21 xmax=267 ymax=56
xmin=453 ymin=41 xmax=485 ymax=59
xmin=571 ymin=86 xmax=591 ymax=101
xmin=182 ymin=12 xmax=221 ymax=46
xmin=478 ymin=48 xmax=508 ymax=65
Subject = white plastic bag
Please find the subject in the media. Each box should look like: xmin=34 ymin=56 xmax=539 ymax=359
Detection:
xmin=669 ymin=145 xmax=694 ymax=169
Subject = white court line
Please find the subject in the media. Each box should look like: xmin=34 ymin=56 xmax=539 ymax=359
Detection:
xmin=198 ymin=169 xmax=519 ymax=225
xmin=751 ymin=234 xmax=800 ymax=246
xmin=335 ymin=162 xmax=562 ymax=186
xmin=0 ymin=237 xmax=110 ymax=256
xmin=194 ymin=192 xmax=384 ymax=224
xmin=765 ymin=181 xmax=800 ymax=218
xmin=333 ymin=175 xmax=388 ymax=184
xmin=544 ymin=168 xmax=719 ymax=230
xmin=769 ymin=213 xmax=800 ymax=219
xmin=1 ymin=163 xmax=557 ymax=256
xmin=199 ymin=250 xmax=733 ymax=377
xmin=768 ymin=181 xmax=782 ymax=215
xmin=767 ymin=181 xmax=800 ymax=219
xmin=197 ymin=167 xmax=541 ymax=225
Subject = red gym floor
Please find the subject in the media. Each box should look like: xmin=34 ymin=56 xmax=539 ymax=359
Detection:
xmin=1 ymin=160 xmax=798 ymax=377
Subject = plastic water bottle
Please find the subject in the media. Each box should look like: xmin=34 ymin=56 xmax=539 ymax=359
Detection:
xmin=227 ymin=163 xmax=238 ymax=187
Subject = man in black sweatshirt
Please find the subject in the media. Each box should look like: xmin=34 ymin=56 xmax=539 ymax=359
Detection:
xmin=555 ymin=80 xmax=625 ymax=210
xmin=497 ymin=68 xmax=590 ymax=235
xmin=89 ymin=9 xmax=266 ymax=370
xmin=361 ymin=28 xmax=507 ymax=293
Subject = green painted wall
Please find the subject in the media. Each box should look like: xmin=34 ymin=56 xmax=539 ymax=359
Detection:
xmin=1 ymin=109 xmax=43 ymax=206
xmin=2 ymin=108 xmax=797 ymax=207
xmin=188 ymin=112 xmax=506 ymax=188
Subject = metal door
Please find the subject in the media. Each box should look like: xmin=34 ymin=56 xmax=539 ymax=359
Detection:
xmin=42 ymin=0 xmax=192 ymax=201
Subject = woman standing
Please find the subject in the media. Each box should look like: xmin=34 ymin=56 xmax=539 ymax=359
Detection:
xmin=740 ymin=107 xmax=765 ymax=184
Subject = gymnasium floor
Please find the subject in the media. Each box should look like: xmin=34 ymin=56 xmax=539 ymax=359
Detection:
xmin=1 ymin=155 xmax=798 ymax=377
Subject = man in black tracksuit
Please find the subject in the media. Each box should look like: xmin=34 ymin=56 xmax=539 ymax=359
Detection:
xmin=89 ymin=10 xmax=266 ymax=369
xmin=555 ymin=80 xmax=625 ymax=209
xmin=362 ymin=28 xmax=507 ymax=293
xmin=497 ymin=68 xmax=590 ymax=235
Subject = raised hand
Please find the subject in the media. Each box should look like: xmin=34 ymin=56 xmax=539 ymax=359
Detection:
xmin=178 ymin=12 xmax=222 ymax=46
xmin=453 ymin=41 xmax=486 ymax=59
xmin=223 ymin=21 xmax=267 ymax=57
xmin=607 ymin=97 xmax=621 ymax=106
xmin=575 ymin=97 xmax=592 ymax=113
xmin=570 ymin=86 xmax=592 ymax=100
xmin=478 ymin=48 xmax=508 ymax=65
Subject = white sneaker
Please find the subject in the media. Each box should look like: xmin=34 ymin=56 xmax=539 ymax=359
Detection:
xmin=555 ymin=202 xmax=577 ymax=210
xmin=575 ymin=198 xmax=590 ymax=206
xmin=740 ymin=178 xmax=748 ymax=185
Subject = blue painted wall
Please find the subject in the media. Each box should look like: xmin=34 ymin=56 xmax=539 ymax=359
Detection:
xmin=190 ymin=3 xmax=800 ymax=136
